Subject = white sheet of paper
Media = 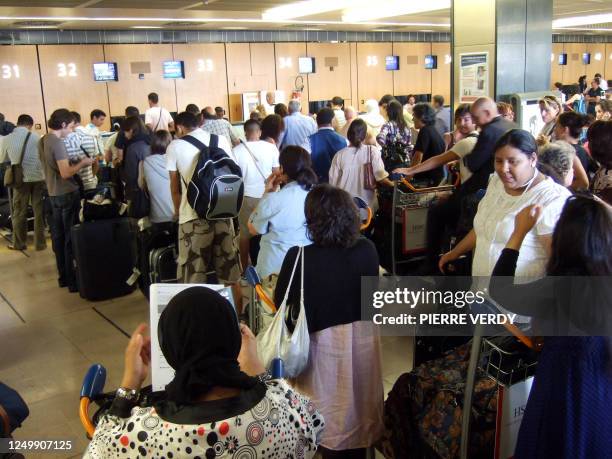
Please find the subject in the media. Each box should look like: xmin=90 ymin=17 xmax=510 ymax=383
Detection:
xmin=149 ymin=283 xmax=235 ymax=391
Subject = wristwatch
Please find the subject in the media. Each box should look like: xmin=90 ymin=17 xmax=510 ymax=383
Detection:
xmin=116 ymin=387 xmax=139 ymax=402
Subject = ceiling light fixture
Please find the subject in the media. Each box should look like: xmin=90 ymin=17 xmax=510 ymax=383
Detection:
xmin=0 ymin=16 xmax=449 ymax=28
xmin=553 ymin=26 xmax=612 ymax=32
xmin=19 ymin=25 xmax=59 ymax=29
xmin=131 ymin=26 xmax=162 ymax=29
xmin=552 ymin=13 xmax=612 ymax=28
xmin=342 ymin=0 xmax=450 ymax=23
xmin=262 ymin=0 xmax=362 ymax=21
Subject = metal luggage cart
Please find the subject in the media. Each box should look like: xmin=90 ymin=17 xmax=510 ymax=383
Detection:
xmin=460 ymin=322 xmax=541 ymax=459
xmin=389 ymin=180 xmax=454 ymax=275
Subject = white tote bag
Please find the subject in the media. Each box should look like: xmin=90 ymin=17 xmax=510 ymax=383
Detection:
xmin=256 ymin=246 xmax=310 ymax=378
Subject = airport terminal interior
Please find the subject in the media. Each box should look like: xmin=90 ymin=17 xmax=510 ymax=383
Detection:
xmin=0 ymin=0 xmax=611 ymax=458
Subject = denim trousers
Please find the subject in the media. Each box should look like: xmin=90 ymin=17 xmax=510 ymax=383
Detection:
xmin=48 ymin=190 xmax=81 ymax=289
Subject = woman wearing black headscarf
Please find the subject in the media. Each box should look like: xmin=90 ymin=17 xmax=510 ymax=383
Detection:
xmin=85 ymin=287 xmax=324 ymax=458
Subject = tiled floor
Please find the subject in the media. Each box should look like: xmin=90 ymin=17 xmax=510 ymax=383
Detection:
xmin=0 ymin=231 xmax=413 ymax=458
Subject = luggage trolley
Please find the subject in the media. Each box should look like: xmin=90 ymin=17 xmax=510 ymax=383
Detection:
xmin=459 ymin=322 xmax=541 ymax=459
xmin=389 ymin=180 xmax=454 ymax=275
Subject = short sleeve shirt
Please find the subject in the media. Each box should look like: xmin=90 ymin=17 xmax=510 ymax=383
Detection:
xmin=41 ymin=133 xmax=78 ymax=197
xmin=249 ymin=181 xmax=312 ymax=278
xmin=473 ymin=173 xmax=571 ymax=278
xmin=166 ymin=128 xmax=233 ymax=224
xmin=145 ymin=107 xmax=174 ymax=132
xmin=232 ymin=140 xmax=280 ymax=198
xmin=414 ymin=125 xmax=446 ymax=183
xmin=450 ymin=132 xmax=479 ymax=183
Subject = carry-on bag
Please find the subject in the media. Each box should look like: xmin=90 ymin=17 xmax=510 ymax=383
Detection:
xmin=257 ymin=246 xmax=309 ymax=378
xmin=72 ymin=218 xmax=136 ymax=301
xmin=136 ymin=226 xmax=177 ymax=298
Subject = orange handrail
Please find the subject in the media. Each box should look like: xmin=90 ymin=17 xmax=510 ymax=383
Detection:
xmin=80 ymin=397 xmax=95 ymax=438
xmin=502 ymin=322 xmax=542 ymax=351
xmin=255 ymin=284 xmax=277 ymax=313
xmin=400 ymin=178 xmax=454 ymax=193
xmin=360 ymin=206 xmax=373 ymax=230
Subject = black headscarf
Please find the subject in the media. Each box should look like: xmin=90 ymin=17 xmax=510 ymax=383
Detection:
xmin=158 ymin=286 xmax=259 ymax=405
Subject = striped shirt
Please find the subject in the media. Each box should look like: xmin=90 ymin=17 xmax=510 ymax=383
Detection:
xmin=202 ymin=118 xmax=239 ymax=147
xmin=64 ymin=127 xmax=98 ymax=190
xmin=2 ymin=126 xmax=44 ymax=182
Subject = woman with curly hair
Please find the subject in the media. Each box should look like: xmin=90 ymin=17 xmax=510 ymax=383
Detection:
xmin=275 ymin=184 xmax=384 ymax=459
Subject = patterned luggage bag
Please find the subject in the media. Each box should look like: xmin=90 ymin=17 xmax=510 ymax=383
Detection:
xmin=380 ymin=343 xmax=498 ymax=459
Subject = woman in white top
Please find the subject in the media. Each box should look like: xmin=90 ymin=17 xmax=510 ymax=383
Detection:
xmin=329 ymin=118 xmax=393 ymax=211
xmin=141 ymin=130 xmax=174 ymax=224
xmin=439 ymin=129 xmax=571 ymax=280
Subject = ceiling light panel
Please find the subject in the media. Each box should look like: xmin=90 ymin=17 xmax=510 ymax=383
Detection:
xmin=553 ymin=13 xmax=612 ymax=28
xmin=342 ymin=0 xmax=451 ymax=22
xmin=262 ymin=0 xmax=361 ymax=21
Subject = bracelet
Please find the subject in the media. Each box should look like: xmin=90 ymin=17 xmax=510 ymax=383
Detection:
xmin=257 ymin=370 xmax=272 ymax=383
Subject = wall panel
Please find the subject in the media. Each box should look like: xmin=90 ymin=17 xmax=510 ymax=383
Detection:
xmin=586 ymin=42 xmax=606 ymax=81
xmin=274 ymin=42 xmax=308 ymax=107
xmin=431 ymin=43 xmax=452 ymax=103
xmin=225 ymin=43 xmax=276 ymax=121
xmin=392 ymin=42 xmax=431 ymax=97
xmin=0 ymin=45 xmax=45 ymax=134
xmin=606 ymin=44 xmax=612 ymax=82
xmin=356 ymin=42 xmax=393 ymax=111
xmin=38 ymin=45 xmax=111 ymax=131
xmin=306 ymin=42 xmax=353 ymax=107
xmin=551 ymin=43 xmax=565 ymax=87
xmin=172 ymin=43 xmax=228 ymax=114
xmin=564 ymin=43 xmax=586 ymax=85
xmin=103 ymin=44 xmax=176 ymax=117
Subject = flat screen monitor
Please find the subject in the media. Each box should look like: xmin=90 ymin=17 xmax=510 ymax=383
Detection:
xmin=163 ymin=60 xmax=185 ymax=79
xmin=93 ymin=62 xmax=118 ymax=82
xmin=558 ymin=53 xmax=567 ymax=65
xmin=582 ymin=53 xmax=591 ymax=65
xmin=385 ymin=55 xmax=399 ymax=71
xmin=298 ymin=57 xmax=315 ymax=74
xmin=424 ymin=55 xmax=438 ymax=69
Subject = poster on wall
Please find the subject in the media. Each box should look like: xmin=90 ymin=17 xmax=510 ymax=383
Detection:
xmin=459 ymin=52 xmax=489 ymax=102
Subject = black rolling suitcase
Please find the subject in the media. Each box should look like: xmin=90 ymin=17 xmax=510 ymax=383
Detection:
xmin=149 ymin=245 xmax=178 ymax=285
xmin=72 ymin=218 xmax=136 ymax=301
xmin=136 ymin=225 xmax=177 ymax=299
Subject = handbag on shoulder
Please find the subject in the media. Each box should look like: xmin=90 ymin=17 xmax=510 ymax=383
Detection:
xmin=257 ymin=246 xmax=310 ymax=378
xmin=363 ymin=145 xmax=377 ymax=191
xmin=4 ymin=132 xmax=31 ymax=188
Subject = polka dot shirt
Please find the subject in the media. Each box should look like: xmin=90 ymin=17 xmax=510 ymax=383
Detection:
xmin=84 ymin=380 xmax=324 ymax=459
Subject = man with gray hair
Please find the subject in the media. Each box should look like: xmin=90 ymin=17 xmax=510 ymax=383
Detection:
xmin=280 ymin=99 xmax=317 ymax=152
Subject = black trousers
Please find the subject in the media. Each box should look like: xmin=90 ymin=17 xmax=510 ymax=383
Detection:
xmin=425 ymin=192 xmax=461 ymax=269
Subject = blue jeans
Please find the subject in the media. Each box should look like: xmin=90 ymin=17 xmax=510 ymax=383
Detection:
xmin=49 ymin=191 xmax=80 ymax=289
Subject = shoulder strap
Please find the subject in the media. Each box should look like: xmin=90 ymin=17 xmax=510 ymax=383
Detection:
xmin=180 ymin=134 xmax=208 ymax=153
xmin=154 ymin=107 xmax=163 ymax=131
xmin=18 ymin=132 xmax=32 ymax=166
xmin=241 ymin=140 xmax=267 ymax=181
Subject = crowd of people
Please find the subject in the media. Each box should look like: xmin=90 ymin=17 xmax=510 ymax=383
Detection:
xmin=0 ymin=80 xmax=611 ymax=458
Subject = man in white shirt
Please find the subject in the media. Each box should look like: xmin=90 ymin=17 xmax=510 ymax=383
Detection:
xmin=330 ymin=96 xmax=347 ymax=132
xmin=145 ymin=92 xmax=175 ymax=133
xmin=85 ymin=109 xmax=106 ymax=159
xmin=232 ymin=119 xmax=280 ymax=269
xmin=166 ymin=111 xmax=242 ymax=311
xmin=595 ymin=73 xmax=608 ymax=91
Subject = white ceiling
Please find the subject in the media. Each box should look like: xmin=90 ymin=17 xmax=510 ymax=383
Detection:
xmin=0 ymin=0 xmax=610 ymax=33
